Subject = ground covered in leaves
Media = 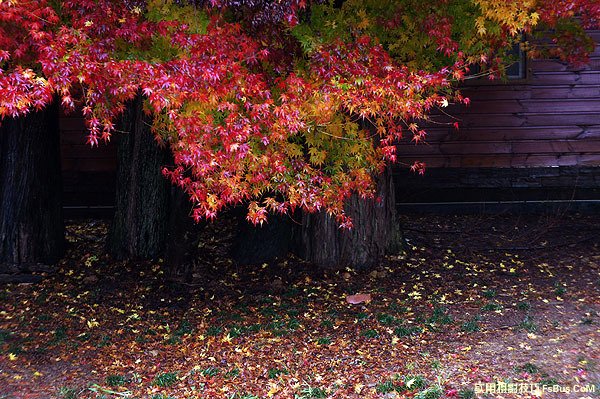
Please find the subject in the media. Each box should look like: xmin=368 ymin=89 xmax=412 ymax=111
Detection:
xmin=1 ymin=213 xmax=599 ymax=399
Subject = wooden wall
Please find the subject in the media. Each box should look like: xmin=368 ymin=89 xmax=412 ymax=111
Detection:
xmin=395 ymin=30 xmax=600 ymax=169
xmin=59 ymin=111 xmax=117 ymax=209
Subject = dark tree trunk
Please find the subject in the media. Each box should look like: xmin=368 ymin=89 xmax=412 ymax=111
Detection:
xmin=230 ymin=211 xmax=296 ymax=265
xmin=0 ymin=104 xmax=64 ymax=274
xmin=299 ymin=167 xmax=402 ymax=270
xmin=164 ymin=186 xmax=206 ymax=281
xmin=107 ymin=95 xmax=170 ymax=259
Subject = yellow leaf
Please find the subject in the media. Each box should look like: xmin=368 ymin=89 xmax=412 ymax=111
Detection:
xmin=221 ymin=334 xmax=233 ymax=343
xmin=267 ymin=383 xmax=279 ymax=397
xmin=8 ymin=353 xmax=17 ymax=361
xmin=354 ymin=383 xmax=364 ymax=393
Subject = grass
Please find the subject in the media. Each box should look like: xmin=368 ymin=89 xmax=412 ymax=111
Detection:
xmin=517 ymin=316 xmax=538 ymax=332
xmin=481 ymin=302 xmax=502 ymax=311
xmin=267 ymin=367 xmax=289 ymax=379
xmin=540 ymin=377 xmax=559 ymax=386
xmin=153 ymin=372 xmax=178 ymax=387
xmin=96 ymin=335 xmax=111 ymax=348
xmin=320 ymin=319 xmax=334 ymax=329
xmin=297 ymin=386 xmax=327 ymax=398
xmin=375 ymin=380 xmax=396 ymax=394
xmin=375 ymin=375 xmax=429 ymax=395
xmin=224 ymin=368 xmax=240 ymax=379
xmin=361 ymin=329 xmax=379 ymax=339
xmin=415 ymin=385 xmax=443 ymax=399
xmin=482 ymin=289 xmax=497 ymax=299
xmin=52 ymin=327 xmax=68 ymax=344
xmin=394 ymin=325 xmax=423 ymax=337
xmin=206 ymin=326 xmax=223 ymax=336
xmin=517 ymin=301 xmax=531 ymax=311
xmin=172 ymin=320 xmax=193 ymax=338
xmin=316 ymin=336 xmax=331 ymax=345
xmin=520 ymin=362 xmax=540 ymax=374
xmin=105 ymin=374 xmax=127 ymax=387
xmin=404 ymin=375 xmax=428 ymax=390
xmin=287 ymin=318 xmax=301 ymax=330
xmin=57 ymin=387 xmax=79 ymax=399
xmin=461 ymin=317 xmax=480 ymax=333
xmin=458 ymin=388 xmax=476 ymax=399
xmin=0 ymin=330 xmax=11 ymax=344
xmin=201 ymin=367 xmax=220 ymax=377
xmin=428 ymin=307 xmax=453 ymax=325
xmin=377 ymin=313 xmax=397 ymax=325
xmin=355 ymin=312 xmax=369 ymax=321
xmin=554 ymin=283 xmax=567 ymax=296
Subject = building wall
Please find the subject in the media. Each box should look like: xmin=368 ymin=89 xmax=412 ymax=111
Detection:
xmin=393 ymin=30 xmax=600 ymax=203
xmin=395 ymin=30 xmax=600 ymax=169
xmin=59 ymin=110 xmax=116 ymax=209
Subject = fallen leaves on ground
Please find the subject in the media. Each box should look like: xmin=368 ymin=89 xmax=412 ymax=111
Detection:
xmin=0 ymin=214 xmax=599 ymax=399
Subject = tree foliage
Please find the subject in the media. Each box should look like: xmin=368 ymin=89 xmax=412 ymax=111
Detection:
xmin=1 ymin=0 xmax=598 ymax=225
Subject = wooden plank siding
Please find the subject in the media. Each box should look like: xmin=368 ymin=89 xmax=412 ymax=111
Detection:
xmin=395 ymin=30 xmax=600 ymax=169
xmin=59 ymin=110 xmax=117 ymax=208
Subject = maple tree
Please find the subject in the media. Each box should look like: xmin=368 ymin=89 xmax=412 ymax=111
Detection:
xmin=1 ymin=0 xmax=599 ymax=230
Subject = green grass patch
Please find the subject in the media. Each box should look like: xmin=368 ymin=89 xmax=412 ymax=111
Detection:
xmin=267 ymin=367 xmax=289 ymax=379
xmin=206 ymin=326 xmax=223 ymax=336
xmin=517 ymin=316 xmax=537 ymax=333
xmin=461 ymin=318 xmax=480 ymax=333
xmin=153 ymin=372 xmax=177 ymax=387
xmin=201 ymin=367 xmax=220 ymax=377
xmin=520 ymin=362 xmax=540 ymax=374
xmin=458 ymin=388 xmax=476 ymax=399
xmin=377 ymin=313 xmax=397 ymax=325
xmin=394 ymin=325 xmax=423 ymax=337
xmin=57 ymin=387 xmax=79 ymax=399
xmin=297 ymin=386 xmax=327 ymax=398
xmin=481 ymin=303 xmax=503 ymax=312
xmin=482 ymin=289 xmax=497 ymax=299
xmin=375 ymin=380 xmax=396 ymax=394
xmin=224 ymin=368 xmax=240 ymax=379
xmin=428 ymin=306 xmax=453 ymax=325
xmin=361 ymin=329 xmax=379 ymax=339
xmin=415 ymin=385 xmax=443 ymax=399
xmin=105 ymin=374 xmax=126 ymax=387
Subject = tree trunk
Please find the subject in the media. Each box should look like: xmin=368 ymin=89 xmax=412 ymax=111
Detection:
xmin=164 ymin=186 xmax=206 ymax=281
xmin=299 ymin=167 xmax=402 ymax=270
xmin=0 ymin=103 xmax=64 ymax=274
xmin=230 ymin=210 xmax=296 ymax=265
xmin=107 ymin=95 xmax=170 ymax=259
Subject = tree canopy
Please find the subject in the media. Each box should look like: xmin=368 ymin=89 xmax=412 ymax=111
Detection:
xmin=1 ymin=0 xmax=598 ymax=225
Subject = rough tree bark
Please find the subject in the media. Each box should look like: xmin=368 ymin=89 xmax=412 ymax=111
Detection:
xmin=230 ymin=210 xmax=296 ymax=265
xmin=299 ymin=167 xmax=402 ymax=270
xmin=164 ymin=186 xmax=207 ymax=281
xmin=0 ymin=103 xmax=64 ymax=278
xmin=107 ymin=95 xmax=171 ymax=259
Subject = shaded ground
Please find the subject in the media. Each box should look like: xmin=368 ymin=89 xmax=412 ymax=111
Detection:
xmin=0 ymin=212 xmax=599 ymax=399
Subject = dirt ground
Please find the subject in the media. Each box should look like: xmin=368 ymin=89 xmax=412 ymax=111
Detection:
xmin=0 ymin=212 xmax=598 ymax=399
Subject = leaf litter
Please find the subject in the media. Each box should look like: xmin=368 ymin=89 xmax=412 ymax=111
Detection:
xmin=0 ymin=213 xmax=598 ymax=398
